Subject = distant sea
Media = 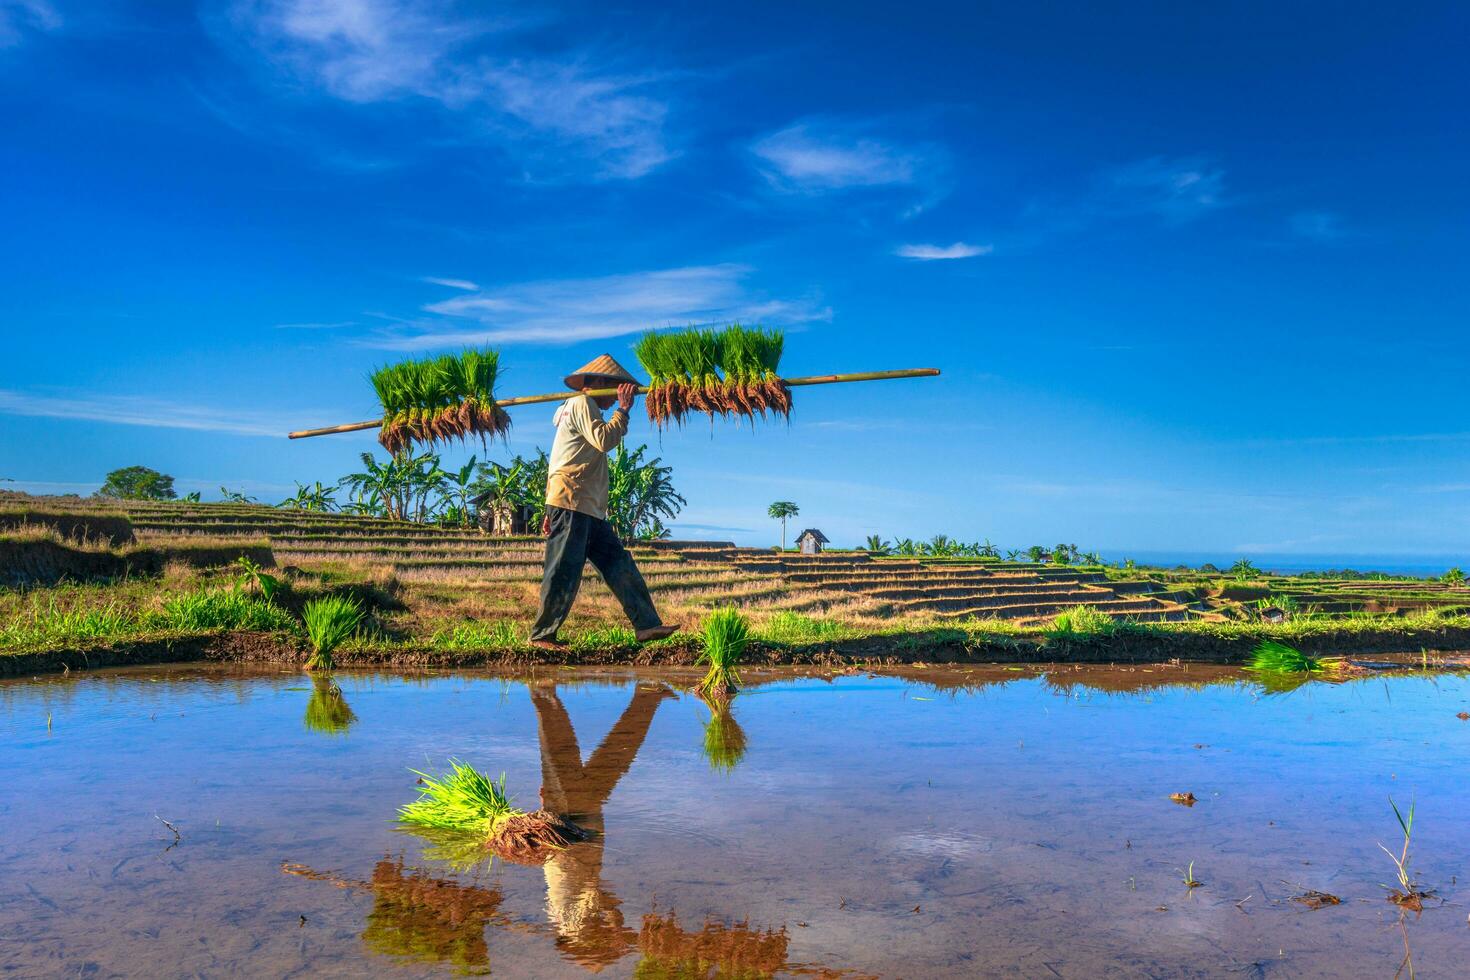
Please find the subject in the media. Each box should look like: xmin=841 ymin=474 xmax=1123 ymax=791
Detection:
xmin=1106 ymin=551 xmax=1465 ymax=578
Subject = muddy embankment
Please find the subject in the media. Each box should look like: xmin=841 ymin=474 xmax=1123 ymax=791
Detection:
xmin=7 ymin=623 xmax=1470 ymax=677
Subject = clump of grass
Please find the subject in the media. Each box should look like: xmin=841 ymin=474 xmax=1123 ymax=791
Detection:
xmin=156 ymin=588 xmax=297 ymax=632
xmin=698 ymin=608 xmax=749 ymax=701
xmin=1046 ymin=605 xmax=1120 ymax=638
xmin=398 ymin=761 xmax=586 ymax=862
xmin=430 ymin=620 xmax=521 ymax=650
xmin=0 ymin=598 xmax=136 ymax=649
xmin=303 ymin=675 xmax=356 ymax=735
xmin=1252 ymin=594 xmax=1302 ymax=621
xmin=757 ymin=611 xmax=841 ymax=645
xmin=702 ymin=701 xmax=748 ymax=773
xmin=303 ymin=594 xmax=364 ymax=671
xmin=567 ymin=625 xmax=638 ymax=652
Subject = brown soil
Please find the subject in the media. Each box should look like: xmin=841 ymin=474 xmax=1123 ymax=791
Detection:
xmin=1169 ymin=792 xmax=1197 ymax=807
xmin=1389 ymin=889 xmax=1433 ymax=912
xmin=1292 ymin=890 xmax=1342 ymax=909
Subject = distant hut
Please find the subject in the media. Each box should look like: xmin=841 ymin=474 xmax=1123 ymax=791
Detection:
xmin=795 ymin=528 xmax=829 ymax=555
xmin=473 ymin=492 xmax=537 ymax=536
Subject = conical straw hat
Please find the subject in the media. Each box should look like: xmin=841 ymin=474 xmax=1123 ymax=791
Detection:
xmin=564 ymin=354 xmax=639 ymax=391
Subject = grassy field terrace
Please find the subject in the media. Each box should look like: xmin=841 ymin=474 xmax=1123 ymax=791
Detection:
xmin=3 ymin=494 xmax=1469 ymax=673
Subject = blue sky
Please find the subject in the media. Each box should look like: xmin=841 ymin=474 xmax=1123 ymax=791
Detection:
xmin=2 ymin=1 xmax=1467 ymax=564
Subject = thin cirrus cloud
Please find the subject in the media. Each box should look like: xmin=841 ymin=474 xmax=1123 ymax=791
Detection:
xmin=421 ymin=276 xmax=480 ymax=291
xmin=0 ymin=0 xmax=59 ymax=47
xmin=0 ymin=388 xmax=318 ymax=437
xmin=220 ymin=0 xmax=674 ymax=179
xmin=749 ymin=119 xmax=945 ymax=207
xmin=362 ymin=264 xmax=832 ymax=349
xmin=1289 ymin=210 xmax=1348 ymax=242
xmin=1095 ymin=156 xmax=1228 ymax=223
xmin=895 ymin=242 xmax=992 ymax=261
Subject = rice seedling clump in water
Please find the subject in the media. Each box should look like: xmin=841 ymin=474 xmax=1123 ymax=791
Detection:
xmin=371 ymin=348 xmax=510 ymax=455
xmin=635 ymin=324 xmax=790 ymax=429
xmin=303 ymin=594 xmax=364 ymax=671
xmin=1247 ymin=640 xmax=1327 ymax=674
xmin=398 ymin=761 xmax=587 ymax=862
xmin=698 ymin=607 xmax=749 ymax=701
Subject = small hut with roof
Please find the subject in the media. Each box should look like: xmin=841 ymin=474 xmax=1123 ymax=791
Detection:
xmin=795 ymin=528 xmax=829 ymax=555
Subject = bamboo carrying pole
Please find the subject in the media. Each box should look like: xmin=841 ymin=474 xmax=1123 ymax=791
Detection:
xmin=286 ymin=367 xmax=940 ymax=440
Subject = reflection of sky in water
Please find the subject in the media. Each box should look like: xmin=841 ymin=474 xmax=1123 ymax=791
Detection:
xmin=2 ymin=664 xmax=1469 ymax=977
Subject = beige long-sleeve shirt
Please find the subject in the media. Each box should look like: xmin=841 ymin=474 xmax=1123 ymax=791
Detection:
xmin=545 ymin=394 xmax=629 ymax=520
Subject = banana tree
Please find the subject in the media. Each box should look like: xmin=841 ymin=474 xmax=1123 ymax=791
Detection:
xmin=279 ymin=480 xmax=337 ymax=512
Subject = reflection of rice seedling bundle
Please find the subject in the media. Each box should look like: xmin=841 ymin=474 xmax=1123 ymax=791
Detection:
xmin=370 ymin=348 xmax=510 ymax=455
xmin=634 ymin=325 xmax=790 ymax=429
xmin=702 ymin=701 xmax=748 ymax=773
xmin=697 ymin=608 xmax=749 ymax=701
xmin=398 ymin=761 xmax=587 ymax=863
xmin=303 ymin=674 xmax=356 ymax=735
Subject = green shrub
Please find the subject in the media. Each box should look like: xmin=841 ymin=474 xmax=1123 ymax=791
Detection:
xmin=155 ymin=588 xmax=296 ymax=632
xmin=303 ymin=594 xmax=364 ymax=670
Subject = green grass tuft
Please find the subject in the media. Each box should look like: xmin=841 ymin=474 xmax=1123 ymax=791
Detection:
xmin=398 ymin=761 xmax=522 ymax=835
xmin=303 ymin=594 xmax=364 ymax=670
xmin=0 ymin=598 xmax=136 ymax=649
xmin=1046 ymin=605 xmax=1120 ymax=638
xmin=156 ymin=588 xmax=297 ymax=633
xmin=429 ymin=620 xmax=521 ymax=650
xmin=756 ymin=611 xmax=842 ymax=645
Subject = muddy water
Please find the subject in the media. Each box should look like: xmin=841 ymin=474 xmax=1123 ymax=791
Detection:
xmin=3 ymin=664 xmax=1470 ymax=978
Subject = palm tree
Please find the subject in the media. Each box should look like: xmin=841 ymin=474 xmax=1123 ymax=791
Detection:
xmin=440 ymin=455 xmax=478 ymax=527
xmin=1444 ymin=567 xmax=1466 ymax=585
xmin=979 ymin=539 xmax=1000 ymax=558
xmin=864 ymin=534 xmax=891 ymax=554
xmin=767 ymin=501 xmax=799 ymax=550
xmin=1230 ymin=558 xmax=1260 ymax=580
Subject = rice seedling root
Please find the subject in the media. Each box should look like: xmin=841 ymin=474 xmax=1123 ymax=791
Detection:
xmin=487 ymin=810 xmax=590 ymax=863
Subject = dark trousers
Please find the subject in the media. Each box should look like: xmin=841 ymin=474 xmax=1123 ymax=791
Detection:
xmin=530 ymin=506 xmax=662 ymax=641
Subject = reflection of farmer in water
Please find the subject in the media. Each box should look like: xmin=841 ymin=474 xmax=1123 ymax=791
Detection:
xmin=531 ymin=680 xmax=676 ymax=968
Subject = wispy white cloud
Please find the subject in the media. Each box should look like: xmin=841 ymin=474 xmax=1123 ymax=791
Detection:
xmin=364 ymin=264 xmax=831 ymax=349
xmin=1289 ymin=209 xmax=1347 ymax=242
xmin=0 ymin=0 xmax=59 ymax=47
xmin=222 ymin=0 xmax=674 ymax=179
xmin=0 ymin=389 xmax=326 ymax=437
xmin=1095 ymin=156 xmax=1227 ymax=223
xmin=273 ymin=319 xmax=356 ymax=329
xmin=895 ymin=242 xmax=991 ymax=261
xmin=421 ymin=276 xmax=480 ymax=291
xmin=749 ymin=119 xmax=945 ymax=210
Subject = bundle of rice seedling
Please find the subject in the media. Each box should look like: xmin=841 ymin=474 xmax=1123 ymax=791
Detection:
xmin=303 ymin=594 xmax=363 ymax=671
xmin=634 ymin=325 xmax=790 ymax=429
xmin=398 ymin=761 xmax=587 ymax=863
xmin=697 ymin=607 xmax=749 ymax=701
xmin=1247 ymin=639 xmax=1327 ymax=674
xmin=370 ymin=348 xmax=510 ymax=455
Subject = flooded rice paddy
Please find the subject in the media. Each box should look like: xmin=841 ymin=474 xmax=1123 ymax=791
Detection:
xmin=4 ymin=662 xmax=1470 ymax=977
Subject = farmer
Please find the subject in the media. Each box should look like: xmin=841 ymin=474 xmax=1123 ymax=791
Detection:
xmin=529 ymin=354 xmax=678 ymax=651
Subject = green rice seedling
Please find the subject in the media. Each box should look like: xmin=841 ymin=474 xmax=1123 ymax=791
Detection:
xmin=303 ymin=675 xmax=357 ymax=735
xmin=400 ymin=762 xmax=518 ymax=835
xmin=370 ymin=348 xmax=509 ymax=455
xmin=1379 ymin=796 xmax=1430 ymax=908
xmin=702 ymin=700 xmax=749 ymax=773
xmin=1179 ymin=861 xmax=1202 ymax=888
xmin=398 ymin=761 xmax=585 ymax=861
xmin=1247 ymin=640 xmax=1326 ymax=673
xmin=157 ymin=588 xmax=297 ymax=632
xmin=698 ymin=607 xmax=749 ymax=700
xmin=302 ymin=594 xmax=364 ymax=670
xmin=634 ymin=324 xmax=789 ymax=428
xmin=1046 ymin=605 xmax=1119 ymax=638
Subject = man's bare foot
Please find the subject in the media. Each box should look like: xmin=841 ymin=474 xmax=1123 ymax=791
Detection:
xmin=635 ymin=624 xmax=679 ymax=643
xmin=529 ymin=638 xmax=567 ymax=652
